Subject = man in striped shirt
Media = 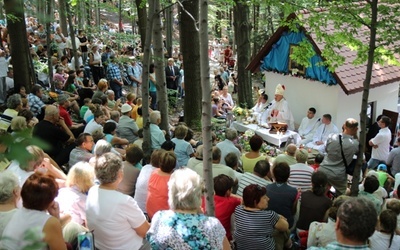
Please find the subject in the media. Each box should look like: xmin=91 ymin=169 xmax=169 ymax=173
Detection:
xmin=288 ymin=149 xmax=314 ymax=192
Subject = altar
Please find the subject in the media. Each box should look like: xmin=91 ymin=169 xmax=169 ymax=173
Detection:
xmin=232 ymin=122 xmax=300 ymax=147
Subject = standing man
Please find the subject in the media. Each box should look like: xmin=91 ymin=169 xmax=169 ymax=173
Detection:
xmin=106 ymin=55 xmax=123 ymax=100
xmin=306 ymin=114 xmax=339 ymax=153
xmin=266 ymin=84 xmax=295 ymax=130
xmin=319 ymin=118 xmax=359 ymax=195
xmin=368 ymin=115 xmax=392 ymax=169
xmin=387 ymin=137 xmax=400 ymax=176
xmin=223 ymin=45 xmax=233 ymax=65
xmin=127 ymin=59 xmax=142 ymax=97
xmin=77 ymin=30 xmax=89 ymax=65
xmin=165 ymin=58 xmax=180 ymax=90
xmin=298 ymin=107 xmax=321 ymax=145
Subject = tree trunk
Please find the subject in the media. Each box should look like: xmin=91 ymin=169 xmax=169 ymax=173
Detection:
xmin=76 ymin=0 xmax=85 ymax=29
xmin=135 ymin=0 xmax=147 ymax=47
xmin=66 ymin=1 xmax=79 ymax=71
xmin=4 ymin=0 xmax=32 ymax=92
xmin=96 ymin=0 xmax=101 ymax=28
xmin=36 ymin=0 xmax=46 ymax=24
xmin=165 ymin=2 xmax=173 ymax=58
xmin=266 ymin=4 xmax=274 ymax=35
xmin=141 ymin=0 xmax=156 ymax=159
xmin=215 ymin=10 xmax=222 ymax=38
xmin=252 ymin=4 xmax=260 ymax=57
xmin=200 ymin=0 xmax=214 ymax=216
xmin=58 ymin=0 xmax=68 ymax=36
xmin=153 ymin=0 xmax=169 ymax=132
xmin=181 ymin=0 xmax=202 ymax=129
xmin=350 ymin=0 xmax=378 ymax=196
xmin=233 ymin=0 xmax=252 ymax=108
xmin=46 ymin=0 xmax=54 ymax=91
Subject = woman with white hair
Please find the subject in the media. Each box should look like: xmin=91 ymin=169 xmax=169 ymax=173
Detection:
xmin=86 ymin=152 xmax=150 ymax=249
xmin=0 ymin=171 xmax=19 ymax=236
xmin=146 ymin=168 xmax=230 ymax=249
xmin=55 ymin=162 xmax=94 ymax=226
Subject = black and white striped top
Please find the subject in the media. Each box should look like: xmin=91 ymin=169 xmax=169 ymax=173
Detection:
xmin=233 ymin=205 xmax=279 ymax=250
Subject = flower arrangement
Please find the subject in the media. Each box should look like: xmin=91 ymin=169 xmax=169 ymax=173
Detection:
xmin=33 ymin=59 xmax=48 ymax=74
xmin=232 ymin=106 xmax=249 ymax=117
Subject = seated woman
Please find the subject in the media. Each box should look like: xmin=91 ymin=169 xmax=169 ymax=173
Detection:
xmin=234 ymin=184 xmax=289 ymax=250
xmin=146 ymin=168 xmax=230 ymax=249
xmin=146 ymin=151 xmax=176 ymax=219
xmin=307 ymin=195 xmax=350 ymax=248
xmin=0 ymin=172 xmax=19 ymax=236
xmin=212 ymin=97 xmax=226 ymax=119
xmin=296 ymin=171 xmax=332 ymax=232
xmin=241 ymin=135 xmax=267 ymax=173
xmin=171 ymin=124 xmax=194 ymax=168
xmin=118 ymin=144 xmax=144 ymax=197
xmin=2 ymin=173 xmax=67 ymax=250
xmin=6 ymin=145 xmax=66 ymax=189
xmin=86 ymin=152 xmax=150 ymax=249
xmin=55 ymin=162 xmax=94 ymax=226
xmin=212 ymin=174 xmax=242 ymax=241
xmin=369 ymin=209 xmax=400 ymax=250
xmin=103 ymin=122 xmax=129 ymax=155
xmin=64 ymin=74 xmax=79 ymax=96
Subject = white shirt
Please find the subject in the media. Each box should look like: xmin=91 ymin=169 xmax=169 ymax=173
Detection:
xmin=306 ymin=123 xmax=339 ymax=153
xmin=369 ymin=231 xmax=400 ymax=250
xmin=86 ymin=185 xmax=147 ymax=250
xmin=371 ymin=127 xmax=391 ymax=161
xmin=5 ymin=161 xmax=34 ymax=188
xmin=0 ymin=57 xmax=8 ymax=77
xmin=307 ymin=218 xmax=336 ymax=247
xmin=2 ymin=208 xmax=51 ymax=249
xmin=298 ymin=116 xmax=321 ymax=139
xmin=84 ymin=119 xmax=103 ymax=135
xmin=134 ymin=164 xmax=156 ymax=213
xmin=55 ymin=186 xmax=87 ymax=225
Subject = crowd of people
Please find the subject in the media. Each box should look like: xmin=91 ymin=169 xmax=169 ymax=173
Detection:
xmin=1 ymin=11 xmax=400 ymax=250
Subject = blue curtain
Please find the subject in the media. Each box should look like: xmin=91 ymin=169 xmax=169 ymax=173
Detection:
xmin=260 ymin=31 xmax=337 ymax=85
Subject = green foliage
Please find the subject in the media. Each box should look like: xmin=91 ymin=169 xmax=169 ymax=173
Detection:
xmin=1 ymin=227 xmax=47 ymax=250
xmin=33 ymin=59 xmax=49 ymax=74
xmin=278 ymin=0 xmax=400 ymax=71
xmin=167 ymin=89 xmax=179 ymax=110
xmin=5 ymin=14 xmax=22 ymax=23
xmin=289 ymin=39 xmax=315 ymax=68
xmin=0 ymin=130 xmax=49 ymax=166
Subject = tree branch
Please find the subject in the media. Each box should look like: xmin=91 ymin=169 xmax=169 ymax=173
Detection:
xmin=176 ymin=0 xmax=199 ymax=32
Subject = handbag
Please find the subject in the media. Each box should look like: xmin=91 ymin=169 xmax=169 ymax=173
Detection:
xmin=338 ymin=134 xmax=366 ymax=175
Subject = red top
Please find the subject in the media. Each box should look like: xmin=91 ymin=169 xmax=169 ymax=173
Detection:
xmin=202 ymin=195 xmax=241 ymax=240
xmin=59 ymin=105 xmax=72 ymax=127
xmin=146 ymin=169 xmax=170 ymax=219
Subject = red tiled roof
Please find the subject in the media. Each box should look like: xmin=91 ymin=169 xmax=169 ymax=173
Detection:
xmin=247 ymin=12 xmax=400 ymax=95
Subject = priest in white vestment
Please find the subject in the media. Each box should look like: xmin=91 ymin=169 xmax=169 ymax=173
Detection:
xmin=265 ymin=84 xmax=295 ymax=130
xmin=306 ymin=114 xmax=339 ymax=153
xmin=298 ymin=107 xmax=321 ymax=145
